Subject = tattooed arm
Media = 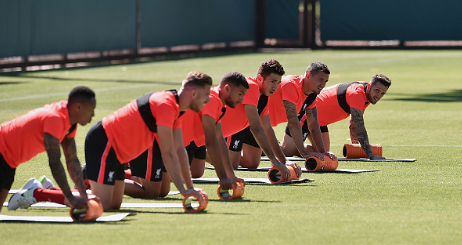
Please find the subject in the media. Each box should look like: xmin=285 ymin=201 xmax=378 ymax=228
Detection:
xmin=349 ymin=116 xmax=359 ymax=144
xmin=305 ymin=107 xmax=327 ymax=153
xmin=61 ymin=137 xmax=88 ymax=199
xmin=44 ymin=133 xmax=87 ymax=209
xmin=349 ymin=108 xmax=384 ymax=160
xmin=284 ymin=100 xmax=313 ymax=158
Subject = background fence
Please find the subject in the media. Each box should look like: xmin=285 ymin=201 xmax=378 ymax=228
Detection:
xmin=1 ymin=0 xmax=460 ymax=70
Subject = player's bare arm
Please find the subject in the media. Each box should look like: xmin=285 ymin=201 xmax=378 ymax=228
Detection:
xmin=305 ymin=107 xmax=326 ymax=153
xmin=350 ymin=108 xmax=374 ymax=158
xmin=173 ymin=127 xmax=195 ymax=191
xmin=260 ymin=114 xmax=287 ymax=163
xmin=216 ymin=122 xmax=244 ymax=184
xmin=245 ymin=105 xmax=290 ymax=180
xmin=202 ymin=115 xmax=234 ymax=189
xmin=260 ymin=114 xmax=302 ymax=177
xmin=157 ymin=126 xmax=187 ymax=193
xmin=44 ymin=133 xmax=85 ymax=209
xmin=349 ymin=117 xmax=359 ymax=144
xmin=245 ymin=105 xmax=277 ymax=162
xmin=284 ymin=100 xmax=311 ymax=158
xmin=61 ymin=137 xmax=88 ymax=199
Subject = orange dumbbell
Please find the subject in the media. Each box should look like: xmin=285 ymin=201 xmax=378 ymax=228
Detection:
xmin=183 ymin=189 xmax=208 ymax=212
xmin=69 ymin=198 xmax=104 ymax=221
xmin=305 ymin=153 xmax=338 ymax=171
xmin=217 ymin=182 xmax=245 ymax=200
xmin=267 ymin=163 xmax=299 ymax=183
xmin=343 ymin=144 xmax=382 ymax=158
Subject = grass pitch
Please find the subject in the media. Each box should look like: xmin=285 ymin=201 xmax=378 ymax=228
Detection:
xmin=1 ymin=49 xmax=462 ymax=244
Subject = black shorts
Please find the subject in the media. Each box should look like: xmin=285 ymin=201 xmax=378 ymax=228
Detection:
xmin=0 ymin=153 xmax=15 ymax=190
xmin=185 ymin=141 xmax=207 ymax=164
xmin=228 ymin=126 xmax=260 ymax=152
xmin=85 ymin=121 xmax=126 ymax=185
xmin=129 ymin=139 xmax=166 ymax=182
xmin=285 ymin=121 xmax=329 ymax=141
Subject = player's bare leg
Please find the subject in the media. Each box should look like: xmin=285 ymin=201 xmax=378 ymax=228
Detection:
xmin=239 ymin=144 xmax=262 ymax=169
xmin=90 ymin=180 xmax=124 ymax=211
xmin=190 ymin=158 xmax=206 ymax=178
xmin=124 ymin=173 xmax=170 ymax=198
xmin=0 ymin=188 xmax=9 ymax=212
xmin=228 ymin=150 xmax=241 ymax=169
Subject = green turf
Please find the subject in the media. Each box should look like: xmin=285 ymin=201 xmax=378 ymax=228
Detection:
xmin=1 ymin=50 xmax=462 ymax=244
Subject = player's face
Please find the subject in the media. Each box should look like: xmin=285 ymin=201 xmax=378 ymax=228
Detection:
xmin=191 ymin=85 xmax=211 ymax=112
xmin=307 ymin=71 xmax=329 ymax=95
xmin=261 ymin=73 xmax=282 ymax=96
xmin=76 ymin=98 xmax=96 ymax=126
xmin=366 ymin=82 xmax=388 ymax=104
xmin=225 ymin=85 xmax=248 ymax=109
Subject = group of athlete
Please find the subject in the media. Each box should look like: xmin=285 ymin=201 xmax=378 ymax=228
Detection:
xmin=0 ymin=59 xmax=391 ymax=212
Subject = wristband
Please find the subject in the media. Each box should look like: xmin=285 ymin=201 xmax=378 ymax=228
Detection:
xmin=343 ymin=144 xmax=382 ymax=158
xmin=69 ymin=198 xmax=104 ymax=221
xmin=217 ymin=182 xmax=245 ymax=200
xmin=305 ymin=153 xmax=338 ymax=171
xmin=183 ymin=189 xmax=208 ymax=212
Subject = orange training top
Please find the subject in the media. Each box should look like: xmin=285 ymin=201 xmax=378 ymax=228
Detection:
xmin=316 ymin=82 xmax=370 ymax=126
xmin=268 ymin=75 xmax=316 ymax=127
xmin=0 ymin=101 xmax=76 ymax=168
xmin=102 ymin=91 xmax=182 ymax=163
xmin=220 ymin=77 xmax=268 ymax=138
xmin=182 ymin=88 xmax=225 ymax=147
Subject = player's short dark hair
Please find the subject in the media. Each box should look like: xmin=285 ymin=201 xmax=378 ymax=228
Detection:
xmin=306 ymin=61 xmax=330 ymax=75
xmin=257 ymin=59 xmax=285 ymax=79
xmin=371 ymin=74 xmax=391 ymax=88
xmin=221 ymin=71 xmax=249 ymax=89
xmin=183 ymin=71 xmax=213 ymax=89
xmin=68 ymin=86 xmax=95 ymax=105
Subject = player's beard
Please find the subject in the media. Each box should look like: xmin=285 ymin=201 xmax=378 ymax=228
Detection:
xmin=224 ymin=96 xmax=238 ymax=109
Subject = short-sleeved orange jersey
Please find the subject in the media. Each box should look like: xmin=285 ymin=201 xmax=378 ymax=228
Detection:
xmin=182 ymin=88 xmax=225 ymax=147
xmin=0 ymin=101 xmax=76 ymax=168
xmin=221 ymin=77 xmax=268 ymax=138
xmin=102 ymin=91 xmax=182 ymax=163
xmin=268 ymin=75 xmax=316 ymax=127
xmin=316 ymin=82 xmax=370 ymax=126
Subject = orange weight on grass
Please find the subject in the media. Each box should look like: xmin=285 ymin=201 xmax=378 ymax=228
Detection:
xmin=267 ymin=163 xmax=299 ymax=183
xmin=69 ymin=198 xmax=104 ymax=221
xmin=217 ymin=182 xmax=245 ymax=200
xmin=343 ymin=144 xmax=382 ymax=158
xmin=183 ymin=189 xmax=208 ymax=212
xmin=305 ymin=153 xmax=338 ymax=171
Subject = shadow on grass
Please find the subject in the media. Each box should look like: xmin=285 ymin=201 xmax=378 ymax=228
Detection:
xmin=0 ymin=73 xmax=183 ymax=86
xmin=388 ymin=89 xmax=462 ymax=103
xmin=206 ymin=198 xmax=280 ymax=204
xmin=0 ymin=81 xmax=29 ymax=85
xmin=0 ymin=50 xmax=256 ymax=85
xmin=113 ymin=209 xmax=248 ymax=216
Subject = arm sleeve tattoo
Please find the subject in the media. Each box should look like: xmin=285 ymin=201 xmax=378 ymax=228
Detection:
xmin=350 ymin=108 xmax=373 ymax=158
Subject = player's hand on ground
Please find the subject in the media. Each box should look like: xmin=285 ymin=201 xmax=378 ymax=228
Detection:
xmin=274 ymin=161 xmax=291 ymax=181
xmin=304 ymin=152 xmax=325 ymax=160
xmin=230 ymin=175 xmax=246 ymax=186
xmin=326 ymin=152 xmax=337 ymax=161
xmin=287 ymin=161 xmax=302 ymax=178
xmin=370 ymin=155 xmax=386 ymax=160
xmin=182 ymin=188 xmax=205 ymax=203
xmin=218 ymin=176 xmax=235 ymax=190
xmin=68 ymin=196 xmax=88 ymax=209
